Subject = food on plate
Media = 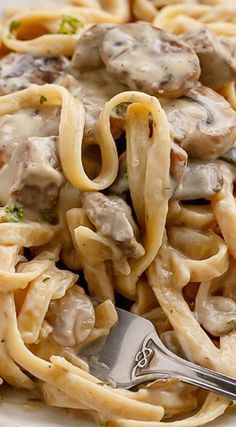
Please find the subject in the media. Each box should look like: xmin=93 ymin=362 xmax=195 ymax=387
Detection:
xmin=0 ymin=1 xmax=235 ymax=426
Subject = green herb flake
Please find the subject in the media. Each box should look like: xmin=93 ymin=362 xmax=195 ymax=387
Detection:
xmin=58 ymin=15 xmax=83 ymax=35
xmin=115 ymin=102 xmax=129 ymax=117
xmin=2 ymin=204 xmax=24 ymax=223
xmin=40 ymin=95 xmax=47 ymax=104
xmin=9 ymin=20 xmax=21 ymax=33
xmin=123 ymin=171 xmax=128 ymax=179
xmin=97 ymin=382 xmax=106 ymax=387
xmin=41 ymin=211 xmax=55 ymax=224
xmin=42 ymin=277 xmax=50 ymax=283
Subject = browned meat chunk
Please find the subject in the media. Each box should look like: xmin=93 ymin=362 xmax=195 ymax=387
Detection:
xmin=100 ymin=23 xmax=200 ymax=97
xmin=0 ymin=107 xmax=60 ymax=166
xmin=71 ymin=24 xmax=113 ymax=72
xmin=47 ymin=285 xmax=95 ymax=347
xmin=82 ymin=192 xmax=145 ymax=259
xmin=161 ymin=83 xmax=236 ymax=160
xmin=0 ymin=136 xmax=64 ymax=210
xmin=181 ymin=27 xmax=236 ymax=90
xmin=173 ymin=159 xmax=223 ymax=200
xmin=0 ymin=53 xmax=70 ymax=95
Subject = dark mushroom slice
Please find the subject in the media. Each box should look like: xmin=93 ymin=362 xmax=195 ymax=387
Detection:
xmin=161 ymin=83 xmax=236 ymax=160
xmin=181 ymin=26 xmax=236 ymax=89
xmin=82 ymin=191 xmax=145 ymax=259
xmin=71 ymin=24 xmax=114 ymax=72
xmin=173 ymin=159 xmax=223 ymax=201
xmin=0 ymin=53 xmax=70 ymax=95
xmin=100 ymin=22 xmax=200 ymax=98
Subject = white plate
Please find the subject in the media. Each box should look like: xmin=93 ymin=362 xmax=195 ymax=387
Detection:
xmin=0 ymin=0 xmax=235 ymax=425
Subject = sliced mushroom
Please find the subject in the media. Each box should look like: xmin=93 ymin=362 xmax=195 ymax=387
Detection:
xmin=173 ymin=159 xmax=223 ymax=200
xmin=221 ymin=143 xmax=236 ymax=165
xmin=0 ymin=136 xmax=64 ymax=210
xmin=195 ymin=284 xmax=236 ymax=337
xmin=71 ymin=24 xmax=114 ymax=72
xmin=100 ymin=22 xmax=200 ymax=97
xmin=161 ymin=83 xmax=236 ymax=160
xmin=47 ymin=285 xmax=95 ymax=347
xmin=0 ymin=53 xmax=70 ymax=95
xmin=181 ymin=26 xmax=236 ymax=89
xmin=82 ymin=191 xmax=145 ymax=259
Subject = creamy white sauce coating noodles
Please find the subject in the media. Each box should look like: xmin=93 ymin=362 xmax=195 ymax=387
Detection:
xmin=0 ymin=0 xmax=236 ymax=426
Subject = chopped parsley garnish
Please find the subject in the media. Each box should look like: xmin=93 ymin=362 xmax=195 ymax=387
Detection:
xmin=40 ymin=95 xmax=47 ymax=104
xmin=42 ymin=277 xmax=50 ymax=283
xmin=97 ymin=382 xmax=106 ymax=387
xmin=2 ymin=204 xmax=24 ymax=223
xmin=115 ymin=102 xmax=129 ymax=117
xmin=9 ymin=20 xmax=21 ymax=33
xmin=123 ymin=171 xmax=128 ymax=179
xmin=41 ymin=211 xmax=55 ymax=224
xmin=58 ymin=15 xmax=83 ymax=35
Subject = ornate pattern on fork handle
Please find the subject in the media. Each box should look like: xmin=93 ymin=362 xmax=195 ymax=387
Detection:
xmin=131 ymin=335 xmax=157 ymax=382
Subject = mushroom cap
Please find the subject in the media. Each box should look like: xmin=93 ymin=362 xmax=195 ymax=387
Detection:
xmin=181 ymin=26 xmax=236 ymax=90
xmin=100 ymin=22 xmax=201 ymax=98
xmin=161 ymin=83 xmax=236 ymax=160
xmin=71 ymin=24 xmax=114 ymax=72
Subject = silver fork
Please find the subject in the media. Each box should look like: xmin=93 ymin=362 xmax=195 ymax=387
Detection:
xmin=80 ymin=307 xmax=236 ymax=399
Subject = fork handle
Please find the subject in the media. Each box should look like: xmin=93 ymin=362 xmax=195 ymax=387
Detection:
xmin=129 ymin=332 xmax=236 ymax=401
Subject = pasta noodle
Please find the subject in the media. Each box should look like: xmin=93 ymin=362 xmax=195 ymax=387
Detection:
xmin=0 ymin=0 xmax=235 ymax=426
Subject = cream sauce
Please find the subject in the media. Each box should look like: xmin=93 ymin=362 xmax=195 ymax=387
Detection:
xmin=0 ymin=107 xmax=62 ymax=209
xmin=181 ymin=26 xmax=236 ymax=89
xmin=101 ymin=23 xmax=200 ymax=97
xmin=0 ymin=53 xmax=69 ymax=95
xmin=47 ymin=285 xmax=95 ymax=347
xmin=173 ymin=159 xmax=223 ymax=200
xmin=161 ymin=84 xmax=236 ymax=160
xmin=60 ymin=71 xmax=126 ymax=142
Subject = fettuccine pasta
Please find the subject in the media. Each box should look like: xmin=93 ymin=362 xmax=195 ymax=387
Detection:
xmin=0 ymin=0 xmax=235 ymax=426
